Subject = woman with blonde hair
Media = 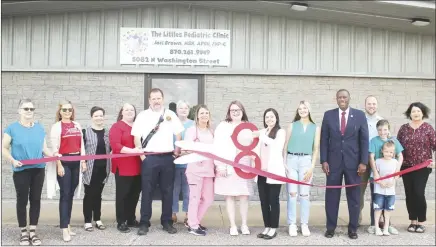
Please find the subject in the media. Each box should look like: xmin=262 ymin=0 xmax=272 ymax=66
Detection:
xmin=172 ymin=100 xmax=194 ymax=225
xmin=2 ymin=98 xmax=55 ymax=246
xmin=183 ymin=104 xmax=215 ymax=236
xmin=47 ymin=100 xmax=86 ymax=242
xmin=284 ymin=100 xmax=320 ymax=237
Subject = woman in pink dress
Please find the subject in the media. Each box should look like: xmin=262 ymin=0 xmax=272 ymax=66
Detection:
xmin=183 ymin=105 xmax=215 ymax=236
xmin=214 ymin=100 xmax=253 ymax=236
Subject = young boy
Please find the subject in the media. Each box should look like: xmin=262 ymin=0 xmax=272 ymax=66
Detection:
xmin=373 ymin=141 xmax=400 ymax=236
xmin=368 ymin=119 xmax=403 ymax=235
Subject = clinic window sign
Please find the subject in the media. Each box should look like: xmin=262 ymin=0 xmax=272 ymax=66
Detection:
xmin=119 ymin=28 xmax=231 ymax=66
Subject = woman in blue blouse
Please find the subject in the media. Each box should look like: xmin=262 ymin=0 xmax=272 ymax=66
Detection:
xmin=2 ymin=98 xmax=55 ymax=246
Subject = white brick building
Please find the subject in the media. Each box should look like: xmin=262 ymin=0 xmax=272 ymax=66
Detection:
xmin=1 ymin=1 xmax=435 ymax=201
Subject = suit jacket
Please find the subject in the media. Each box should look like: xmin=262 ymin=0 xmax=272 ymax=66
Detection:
xmin=320 ymin=107 xmax=369 ymax=170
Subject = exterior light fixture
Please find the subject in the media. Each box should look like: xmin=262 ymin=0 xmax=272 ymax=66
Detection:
xmin=290 ymin=2 xmax=308 ymax=11
xmin=411 ymin=18 xmax=430 ymax=26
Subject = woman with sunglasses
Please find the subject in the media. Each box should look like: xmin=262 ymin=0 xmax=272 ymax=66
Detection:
xmin=47 ymin=100 xmax=86 ymax=242
xmin=2 ymin=98 xmax=55 ymax=246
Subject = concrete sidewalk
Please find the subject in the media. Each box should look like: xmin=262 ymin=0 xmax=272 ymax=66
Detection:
xmin=1 ymin=200 xmax=435 ymax=246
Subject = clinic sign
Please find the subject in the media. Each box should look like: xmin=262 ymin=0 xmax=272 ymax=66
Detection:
xmin=120 ymin=28 xmax=231 ymax=66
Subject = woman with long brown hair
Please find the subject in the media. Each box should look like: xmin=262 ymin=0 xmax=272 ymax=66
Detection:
xmin=47 ymin=100 xmax=86 ymax=242
xmin=214 ymin=100 xmax=253 ymax=236
xmin=109 ymin=103 xmax=143 ymax=233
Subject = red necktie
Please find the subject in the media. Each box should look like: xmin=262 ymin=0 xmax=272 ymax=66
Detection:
xmin=341 ymin=111 xmax=346 ymax=135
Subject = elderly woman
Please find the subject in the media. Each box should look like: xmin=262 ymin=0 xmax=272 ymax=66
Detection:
xmin=2 ymin=98 xmax=55 ymax=246
xmin=397 ymin=102 xmax=435 ymax=234
xmin=82 ymin=106 xmax=111 ymax=232
xmin=172 ymin=100 xmax=195 ymax=225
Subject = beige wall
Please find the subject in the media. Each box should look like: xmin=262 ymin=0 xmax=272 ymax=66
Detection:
xmin=1 ymin=72 xmax=435 ymax=201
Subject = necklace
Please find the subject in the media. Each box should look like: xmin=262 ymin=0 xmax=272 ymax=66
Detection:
xmin=19 ymin=120 xmax=34 ymax=128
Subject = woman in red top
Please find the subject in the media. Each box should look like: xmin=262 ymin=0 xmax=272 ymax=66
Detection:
xmin=49 ymin=100 xmax=86 ymax=242
xmin=397 ymin=102 xmax=436 ymax=234
xmin=109 ymin=103 xmax=142 ymax=233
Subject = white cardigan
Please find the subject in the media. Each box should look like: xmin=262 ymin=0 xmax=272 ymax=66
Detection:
xmin=253 ymin=128 xmax=286 ymax=185
xmin=46 ymin=121 xmax=86 ymax=199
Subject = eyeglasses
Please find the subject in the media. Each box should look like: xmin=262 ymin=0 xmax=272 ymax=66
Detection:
xmin=230 ymin=109 xmax=241 ymax=113
xmin=21 ymin=107 xmax=35 ymax=112
xmin=61 ymin=108 xmax=73 ymax=112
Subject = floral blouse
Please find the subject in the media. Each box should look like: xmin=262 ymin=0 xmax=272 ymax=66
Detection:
xmin=397 ymin=122 xmax=436 ymax=167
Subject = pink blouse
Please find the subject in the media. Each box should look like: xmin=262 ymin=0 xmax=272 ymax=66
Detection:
xmin=184 ymin=126 xmax=215 ymax=177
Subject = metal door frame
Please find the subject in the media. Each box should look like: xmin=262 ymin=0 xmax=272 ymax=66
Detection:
xmin=144 ymin=74 xmax=205 ymax=109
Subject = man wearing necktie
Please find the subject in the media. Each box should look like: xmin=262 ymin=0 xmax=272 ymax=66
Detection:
xmin=320 ymin=89 xmax=369 ymax=239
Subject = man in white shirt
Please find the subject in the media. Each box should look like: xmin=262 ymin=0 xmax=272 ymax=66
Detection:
xmin=131 ymin=88 xmax=184 ymax=235
xmin=359 ymin=96 xmax=383 ymax=231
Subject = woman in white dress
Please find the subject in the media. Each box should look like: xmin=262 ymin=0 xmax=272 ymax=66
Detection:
xmin=214 ymin=100 xmax=253 ymax=236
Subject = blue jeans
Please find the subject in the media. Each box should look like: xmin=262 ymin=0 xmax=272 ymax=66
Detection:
xmin=172 ymin=167 xmax=189 ymax=213
xmin=373 ymin=194 xmax=395 ymax=211
xmin=57 ymin=160 xmax=80 ymax=229
xmin=286 ymin=154 xmax=312 ymax=225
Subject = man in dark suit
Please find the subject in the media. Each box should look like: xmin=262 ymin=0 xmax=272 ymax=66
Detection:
xmin=321 ymin=89 xmax=369 ymax=239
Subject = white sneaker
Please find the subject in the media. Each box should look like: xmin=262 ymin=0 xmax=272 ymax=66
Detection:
xmin=383 ymin=228 xmax=390 ymax=236
xmin=62 ymin=229 xmax=71 ymax=242
xmin=68 ymin=225 xmax=76 ymax=236
xmin=230 ymin=226 xmax=238 ymax=236
xmin=288 ymin=224 xmax=298 ymax=237
xmin=367 ymin=226 xmax=376 ymax=234
xmin=301 ymin=224 xmax=310 ymax=237
xmin=388 ymin=226 xmax=399 ymax=235
xmin=375 ymin=227 xmax=383 ymax=236
xmin=241 ymin=225 xmax=250 ymax=235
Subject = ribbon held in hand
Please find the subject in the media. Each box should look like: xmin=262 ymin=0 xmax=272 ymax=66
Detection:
xmin=18 ymin=122 xmax=432 ymax=189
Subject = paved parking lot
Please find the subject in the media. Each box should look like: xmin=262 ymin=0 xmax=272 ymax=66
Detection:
xmin=1 ymin=200 xmax=435 ymax=246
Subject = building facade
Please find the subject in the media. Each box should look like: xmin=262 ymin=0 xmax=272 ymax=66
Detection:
xmin=1 ymin=1 xmax=435 ymax=201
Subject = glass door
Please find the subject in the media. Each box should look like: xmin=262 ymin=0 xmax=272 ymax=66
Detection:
xmin=144 ymin=74 xmax=204 ymax=200
xmin=144 ymin=74 xmax=204 ymax=112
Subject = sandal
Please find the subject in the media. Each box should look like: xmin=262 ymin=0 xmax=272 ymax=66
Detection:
xmin=95 ymin=221 xmax=106 ymax=230
xmin=407 ymin=224 xmax=417 ymax=232
xmin=19 ymin=229 xmax=30 ymax=246
xmin=184 ymin=218 xmax=189 ymax=228
xmin=84 ymin=223 xmax=94 ymax=232
xmin=29 ymin=230 xmax=41 ymax=246
xmin=415 ymin=225 xmax=426 ymax=233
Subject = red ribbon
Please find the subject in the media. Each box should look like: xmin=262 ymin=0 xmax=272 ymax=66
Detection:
xmin=19 ymin=151 xmax=431 ymax=188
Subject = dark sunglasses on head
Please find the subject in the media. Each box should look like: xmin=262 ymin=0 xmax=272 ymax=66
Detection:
xmin=21 ymin=107 xmax=35 ymax=112
xmin=61 ymin=108 xmax=73 ymax=112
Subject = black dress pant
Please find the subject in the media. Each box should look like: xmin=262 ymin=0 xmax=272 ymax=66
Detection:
xmin=115 ymin=170 xmax=141 ymax=225
xmin=325 ymin=164 xmax=361 ymax=233
xmin=402 ymin=167 xmax=431 ymax=222
xmin=139 ymin=154 xmax=175 ymax=227
xmin=257 ymin=176 xmax=282 ymax=228
xmin=83 ymin=163 xmax=107 ymax=223
xmin=13 ymin=168 xmax=45 ymax=227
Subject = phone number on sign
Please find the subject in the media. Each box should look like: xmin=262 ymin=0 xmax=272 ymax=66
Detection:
xmin=170 ymin=49 xmax=211 ymax=55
